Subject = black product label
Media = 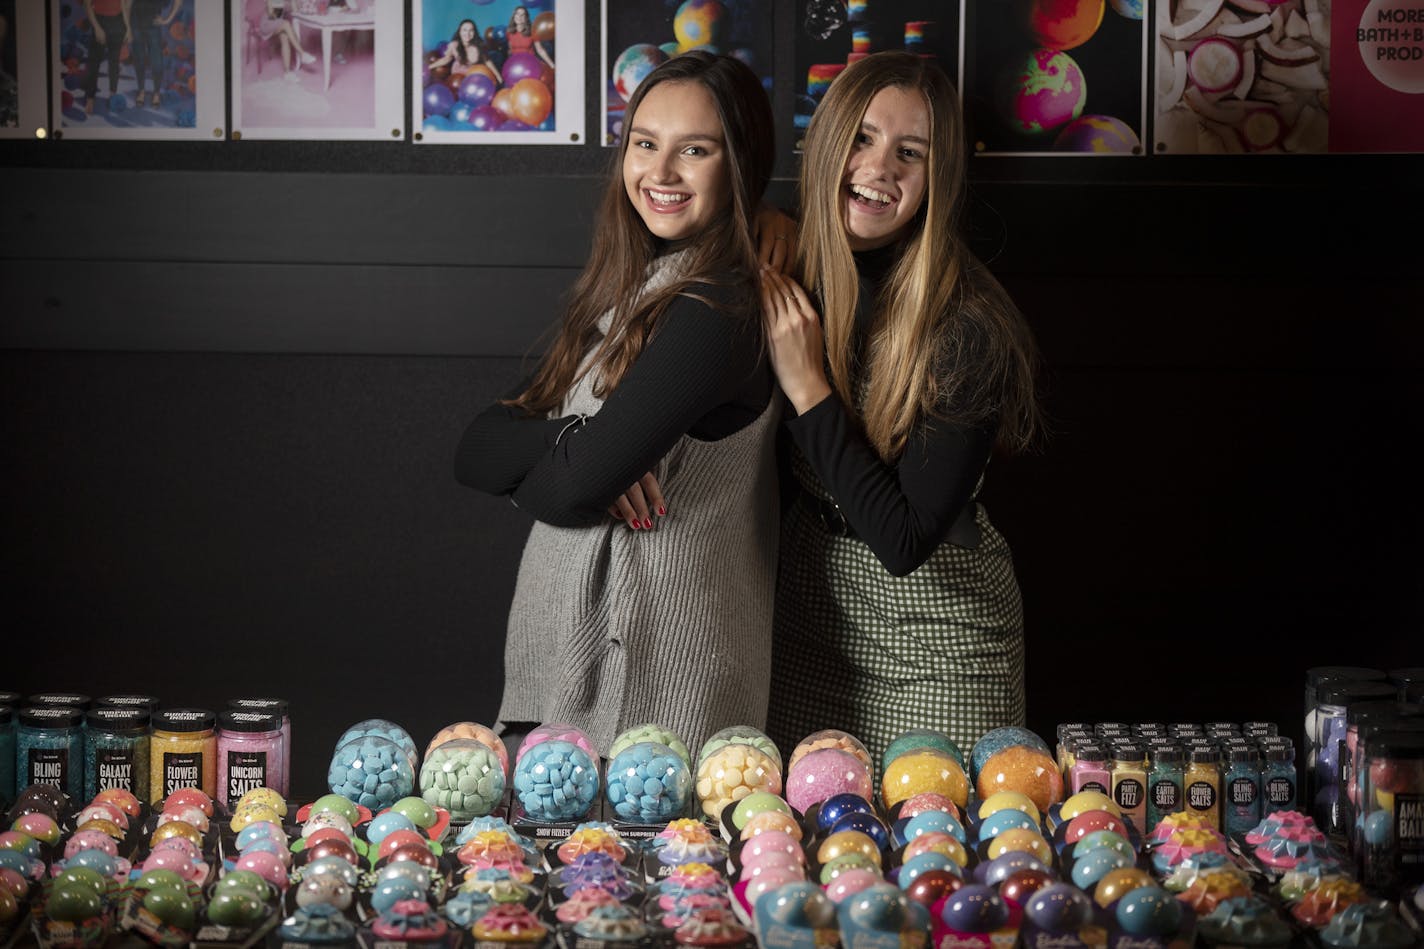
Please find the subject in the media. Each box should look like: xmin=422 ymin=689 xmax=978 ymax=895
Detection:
xmin=1398 ymin=793 xmax=1424 ymax=866
xmin=163 ymin=751 xmax=202 ymax=798
xmin=1267 ymin=775 xmax=1295 ymax=806
xmin=1115 ymin=778 xmax=1145 ymax=811
xmin=96 ymin=748 xmax=136 ymax=792
xmin=226 ymin=750 xmax=268 ymax=800
xmin=27 ymin=747 xmax=67 ymax=788
xmin=1152 ymin=779 xmax=1180 ymax=810
xmin=1081 ymin=780 xmax=1108 ymax=794
xmin=1231 ymin=776 xmax=1259 ymax=806
xmin=1188 ymin=780 xmax=1218 ymax=811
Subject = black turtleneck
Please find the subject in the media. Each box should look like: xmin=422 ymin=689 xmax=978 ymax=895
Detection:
xmin=781 ymin=246 xmax=995 ymax=576
xmin=454 ymin=279 xmax=771 ymax=527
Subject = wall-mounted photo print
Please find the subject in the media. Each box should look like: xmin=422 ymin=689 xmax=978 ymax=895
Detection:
xmin=1 ymin=0 xmax=46 ymax=137
xmin=414 ymin=0 xmax=586 ymax=144
xmin=1154 ymin=0 xmax=1336 ymax=154
xmin=1330 ymin=0 xmax=1424 ymax=153
xmin=51 ymin=0 xmax=225 ymax=140
xmin=231 ymin=0 xmax=404 ymax=141
xmin=963 ymin=0 xmax=1147 ymax=156
xmin=602 ymin=0 xmax=774 ymax=146
xmin=792 ymin=0 xmax=958 ymax=154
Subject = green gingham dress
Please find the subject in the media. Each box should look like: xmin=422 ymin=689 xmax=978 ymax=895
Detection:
xmin=766 ymin=444 xmax=1026 ymax=772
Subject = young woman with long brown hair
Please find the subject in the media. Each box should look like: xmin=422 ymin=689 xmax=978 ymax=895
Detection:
xmin=454 ymin=51 xmax=779 ymax=756
xmin=760 ymin=51 xmax=1042 ymax=765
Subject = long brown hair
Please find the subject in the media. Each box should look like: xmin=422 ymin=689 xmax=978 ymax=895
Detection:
xmin=509 ymin=52 xmax=773 ymax=416
xmin=798 ymin=51 xmax=1040 ymax=461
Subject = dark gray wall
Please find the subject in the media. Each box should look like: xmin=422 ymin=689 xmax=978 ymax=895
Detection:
xmin=4 ymin=160 xmax=1419 ymax=799
xmin=3 ymin=2 xmax=1421 ymax=797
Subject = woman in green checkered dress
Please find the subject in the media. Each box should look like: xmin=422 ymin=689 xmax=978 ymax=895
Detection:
xmin=759 ymin=52 xmax=1041 ymax=770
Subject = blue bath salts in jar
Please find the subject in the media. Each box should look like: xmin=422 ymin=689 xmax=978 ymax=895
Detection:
xmin=17 ymin=705 xmax=85 ymax=801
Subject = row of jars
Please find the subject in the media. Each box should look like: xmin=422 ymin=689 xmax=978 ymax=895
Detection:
xmin=1054 ymin=721 xmax=1298 ymax=838
xmin=0 ymin=690 xmax=291 ymax=810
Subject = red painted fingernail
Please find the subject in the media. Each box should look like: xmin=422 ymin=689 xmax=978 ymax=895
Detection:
xmin=643 ymin=518 xmax=653 ymax=530
xmin=657 ymin=505 xmax=666 ymax=516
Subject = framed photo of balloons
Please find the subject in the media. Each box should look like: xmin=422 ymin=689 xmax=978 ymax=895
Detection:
xmin=961 ymin=0 xmax=1147 ymax=156
xmin=50 ymin=0 xmax=226 ymax=140
xmin=413 ymin=0 xmax=585 ymax=144
xmin=791 ymin=0 xmax=960 ymax=155
xmin=230 ymin=0 xmax=405 ymax=142
xmin=602 ymin=0 xmax=775 ymax=147
xmin=0 ymin=0 xmax=46 ymax=138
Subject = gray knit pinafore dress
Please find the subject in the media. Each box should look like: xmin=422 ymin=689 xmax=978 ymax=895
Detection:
xmin=766 ymin=446 xmax=1025 ymax=772
xmin=499 ymin=258 xmax=781 ymax=758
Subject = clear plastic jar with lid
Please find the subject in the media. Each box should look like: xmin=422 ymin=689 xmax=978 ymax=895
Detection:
xmin=217 ymin=710 xmax=285 ymax=808
xmin=1261 ymin=739 xmax=1298 ymax=817
xmin=95 ymin=694 xmax=161 ymax=715
xmin=17 ymin=705 xmax=85 ymax=801
xmin=1224 ymin=745 xmax=1262 ymax=836
xmin=84 ymin=706 xmax=150 ymax=802
xmin=1110 ymin=742 xmax=1148 ymax=833
xmin=149 ymin=708 xmax=217 ymax=804
xmin=1304 ymin=667 xmax=1386 ymax=798
xmin=1184 ymin=746 xmax=1222 ymax=831
xmin=226 ymin=697 xmax=290 ymax=796
xmin=1360 ymin=728 xmax=1424 ymax=898
xmin=1147 ymin=744 xmax=1185 ymax=830
xmin=25 ymin=692 xmax=93 ymax=711
xmin=1070 ymin=743 xmax=1110 ymax=795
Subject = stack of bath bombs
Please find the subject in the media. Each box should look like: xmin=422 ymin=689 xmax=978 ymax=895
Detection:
xmin=282 ymin=792 xmax=368 ymax=944
xmin=115 ymin=786 xmax=221 ymax=943
xmin=695 ymin=726 xmax=784 ymax=824
xmin=365 ymin=795 xmax=461 ymax=943
xmin=541 ymin=820 xmax=651 ymax=944
xmin=208 ymin=787 xmax=289 ymax=933
xmin=8 ymin=784 xmax=129 ymax=945
xmin=327 ymin=718 xmax=420 ymax=814
xmin=418 ymin=721 xmax=507 ymax=822
xmin=511 ymin=722 xmax=603 ymax=827
xmin=735 ymin=725 xmax=1211 ymax=948
xmin=603 ymin=723 xmax=694 ymax=826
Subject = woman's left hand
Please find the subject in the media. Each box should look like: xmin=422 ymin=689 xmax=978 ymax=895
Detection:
xmin=608 ymin=471 xmax=666 ymax=531
xmin=760 ymin=268 xmax=832 ymax=415
xmin=754 ymin=204 xmax=797 ymax=275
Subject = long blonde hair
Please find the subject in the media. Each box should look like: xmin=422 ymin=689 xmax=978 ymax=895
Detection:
xmin=509 ymin=52 xmax=773 ymax=416
xmin=798 ymin=52 xmax=1039 ymax=461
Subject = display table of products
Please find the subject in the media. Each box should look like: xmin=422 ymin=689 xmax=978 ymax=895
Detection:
xmin=2 ymin=708 xmax=1423 ymax=949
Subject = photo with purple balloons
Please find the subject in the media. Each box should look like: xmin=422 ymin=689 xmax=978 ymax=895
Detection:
xmin=602 ymin=0 xmax=773 ymax=146
xmin=417 ymin=0 xmax=559 ymax=136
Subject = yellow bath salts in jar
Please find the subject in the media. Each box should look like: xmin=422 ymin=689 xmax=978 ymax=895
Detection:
xmin=149 ymin=708 xmax=218 ymax=804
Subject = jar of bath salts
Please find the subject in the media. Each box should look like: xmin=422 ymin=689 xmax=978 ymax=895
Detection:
xmin=226 ymin=697 xmax=290 ymax=797
xmin=149 ymin=708 xmax=217 ymax=804
xmin=84 ymin=706 xmax=150 ymax=802
xmin=17 ymin=705 xmax=85 ymax=801
xmin=0 ymin=705 xmax=16 ymax=807
xmin=216 ymin=710 xmax=284 ymax=809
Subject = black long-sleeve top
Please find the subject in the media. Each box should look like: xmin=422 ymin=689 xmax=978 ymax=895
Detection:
xmin=454 ymin=280 xmax=771 ymax=527
xmin=783 ymin=247 xmax=995 ymax=577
